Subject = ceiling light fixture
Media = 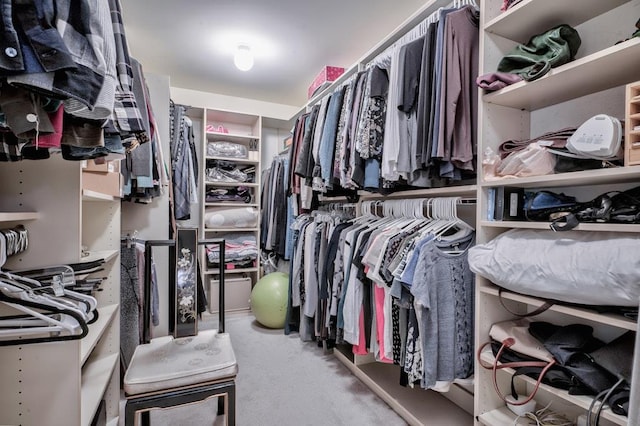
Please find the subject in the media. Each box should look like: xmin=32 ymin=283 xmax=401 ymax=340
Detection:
xmin=234 ymin=44 xmax=254 ymax=71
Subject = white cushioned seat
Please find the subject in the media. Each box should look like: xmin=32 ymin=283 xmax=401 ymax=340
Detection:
xmin=124 ymin=329 xmax=237 ymax=396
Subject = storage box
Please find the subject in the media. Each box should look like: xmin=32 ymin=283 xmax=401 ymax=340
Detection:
xmin=493 ymin=187 xmax=525 ymax=221
xmin=307 ymin=66 xmax=345 ymax=99
xmin=208 ymin=276 xmax=252 ymax=313
xmin=82 ymin=170 xmax=122 ymax=197
xmin=82 ymin=159 xmax=120 ymax=173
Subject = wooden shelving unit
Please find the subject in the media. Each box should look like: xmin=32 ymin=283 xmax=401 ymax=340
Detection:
xmin=192 ymin=107 xmax=262 ymax=314
xmin=0 ymin=157 xmax=121 ymax=425
xmin=476 ymin=1 xmax=640 ymax=424
xmin=625 ymin=80 xmax=640 ymax=165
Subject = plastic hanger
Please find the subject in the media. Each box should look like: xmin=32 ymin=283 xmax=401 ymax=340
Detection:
xmin=0 ymin=280 xmax=89 ymax=345
xmin=0 ymin=272 xmax=90 ymax=321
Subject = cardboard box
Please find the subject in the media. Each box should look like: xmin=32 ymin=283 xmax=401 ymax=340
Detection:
xmin=308 ymin=66 xmax=345 ymax=99
xmin=82 ymin=170 xmax=121 ymax=197
xmin=208 ymin=276 xmax=252 ymax=313
xmin=82 ymin=159 xmax=120 ymax=174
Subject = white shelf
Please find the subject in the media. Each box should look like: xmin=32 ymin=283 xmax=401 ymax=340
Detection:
xmin=205 ymin=156 xmax=259 ymax=165
xmin=484 ymin=0 xmax=631 ymax=43
xmin=481 ymin=166 xmax=640 ymax=189
xmin=479 ymin=350 xmax=627 ymax=425
xmin=480 ymin=286 xmax=638 ymax=332
xmin=206 ymin=132 xmax=258 ymax=143
xmin=205 ymin=182 xmax=258 ymax=187
xmin=480 ymin=220 xmax=640 ymax=233
xmin=81 ymin=353 xmax=119 ymax=426
xmin=81 ymin=249 xmax=119 ymax=264
xmin=358 ymin=184 xmax=477 ymax=199
xmin=477 ymin=406 xmax=525 ymax=425
xmin=333 ymin=347 xmax=473 ymax=425
xmin=483 ymin=37 xmax=640 ymax=111
xmin=82 ymin=189 xmax=118 ymax=202
xmin=81 ymin=304 xmax=119 ymax=365
xmin=204 ymin=227 xmax=260 ymax=233
xmin=204 ymin=267 xmax=259 ymax=275
xmin=205 ymin=202 xmax=259 ymax=207
xmin=0 ymin=211 xmax=39 ymax=222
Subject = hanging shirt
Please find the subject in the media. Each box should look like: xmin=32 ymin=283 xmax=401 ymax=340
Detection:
xmin=411 ymin=234 xmax=475 ymax=390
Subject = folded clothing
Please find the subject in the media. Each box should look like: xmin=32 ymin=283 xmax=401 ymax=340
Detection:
xmin=206 ymin=234 xmax=258 ymax=266
xmin=498 ymin=127 xmax=577 ymax=159
xmin=205 ymin=187 xmax=252 ymax=203
xmin=205 ymin=160 xmax=255 ymax=183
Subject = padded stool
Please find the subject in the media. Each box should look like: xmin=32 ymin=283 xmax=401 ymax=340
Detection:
xmin=122 ymin=235 xmax=235 ymax=425
xmin=123 ymin=329 xmax=237 ymax=425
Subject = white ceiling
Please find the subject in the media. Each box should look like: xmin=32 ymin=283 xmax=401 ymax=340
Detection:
xmin=121 ymin=0 xmax=430 ymax=108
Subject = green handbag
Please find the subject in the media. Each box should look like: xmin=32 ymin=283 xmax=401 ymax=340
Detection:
xmin=497 ymin=24 xmax=581 ymax=81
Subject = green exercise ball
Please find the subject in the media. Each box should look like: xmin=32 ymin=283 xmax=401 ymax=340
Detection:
xmin=250 ymin=272 xmax=289 ymax=329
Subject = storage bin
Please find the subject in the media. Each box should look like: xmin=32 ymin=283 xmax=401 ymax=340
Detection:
xmin=208 ymin=276 xmax=252 ymax=313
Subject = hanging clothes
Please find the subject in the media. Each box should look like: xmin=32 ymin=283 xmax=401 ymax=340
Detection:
xmin=286 ymin=3 xmax=479 ymax=199
xmin=169 ymin=102 xmax=198 ymax=221
xmin=288 ymin=198 xmax=476 ymax=392
xmin=0 ymin=0 xmax=153 ymax=162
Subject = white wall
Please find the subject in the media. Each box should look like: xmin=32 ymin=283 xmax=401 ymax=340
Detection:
xmin=261 ymin=127 xmax=292 ymax=172
xmin=170 ymin=87 xmax=300 ymax=121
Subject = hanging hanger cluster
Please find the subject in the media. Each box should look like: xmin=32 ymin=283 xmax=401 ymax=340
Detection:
xmin=0 ymin=225 xmax=29 ymax=266
xmin=0 ymin=268 xmax=97 ymax=346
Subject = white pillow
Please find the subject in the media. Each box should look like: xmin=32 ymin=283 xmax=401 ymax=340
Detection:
xmin=468 ymin=229 xmax=640 ymax=306
xmin=204 ymin=207 xmax=259 ymax=229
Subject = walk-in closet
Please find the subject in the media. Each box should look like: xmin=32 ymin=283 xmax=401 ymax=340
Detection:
xmin=1 ymin=0 xmax=640 ymax=425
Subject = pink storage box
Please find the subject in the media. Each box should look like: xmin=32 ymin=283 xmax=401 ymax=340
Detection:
xmin=308 ymin=66 xmax=345 ymax=99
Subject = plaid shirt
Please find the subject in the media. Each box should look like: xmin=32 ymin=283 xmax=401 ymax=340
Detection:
xmin=108 ymin=0 xmax=148 ymax=143
xmin=6 ymin=0 xmax=107 ymax=111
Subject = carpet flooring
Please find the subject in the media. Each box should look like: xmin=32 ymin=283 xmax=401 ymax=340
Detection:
xmin=125 ymin=312 xmax=472 ymax=425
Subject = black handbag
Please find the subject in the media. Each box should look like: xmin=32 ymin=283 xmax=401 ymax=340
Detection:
xmin=529 ymin=322 xmax=631 ymax=417
xmin=523 ymin=190 xmax=583 ymax=221
xmin=525 ymin=185 xmax=640 ymax=231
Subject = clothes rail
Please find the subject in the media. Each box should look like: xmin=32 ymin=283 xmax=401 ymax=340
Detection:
xmin=367 ymin=0 xmax=476 ymax=68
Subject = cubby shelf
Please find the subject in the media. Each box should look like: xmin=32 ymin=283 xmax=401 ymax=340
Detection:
xmin=479 ymin=350 xmax=626 ymax=425
xmin=483 ymin=38 xmax=640 ymax=111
